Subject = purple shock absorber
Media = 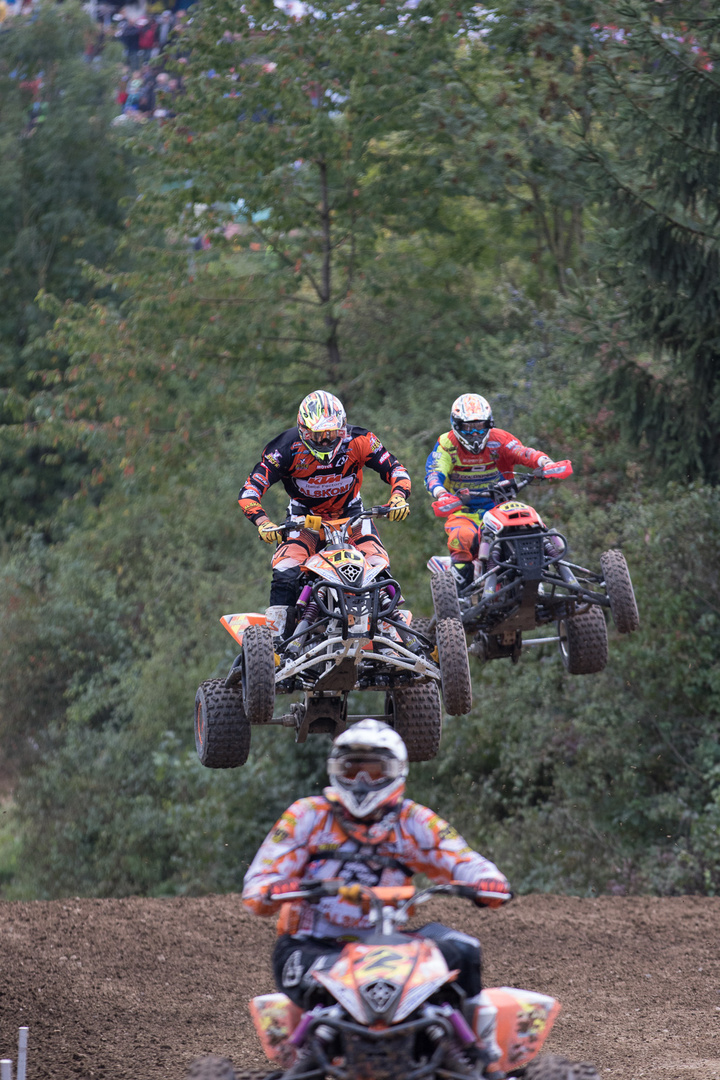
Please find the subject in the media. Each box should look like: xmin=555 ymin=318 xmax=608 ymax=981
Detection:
xmin=297 ymin=584 xmax=313 ymax=609
xmin=385 ymin=584 xmax=396 ymax=598
xmin=448 ymin=1009 xmax=476 ymax=1046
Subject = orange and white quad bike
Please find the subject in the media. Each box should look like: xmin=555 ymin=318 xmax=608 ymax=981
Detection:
xmin=428 ymin=464 xmax=639 ymax=675
xmin=194 ymin=506 xmax=472 ymax=771
xmin=188 ymin=881 xmax=599 ymax=1080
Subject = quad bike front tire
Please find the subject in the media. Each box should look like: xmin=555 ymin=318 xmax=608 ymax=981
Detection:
xmin=600 ymin=548 xmax=640 ymax=633
xmin=436 ymin=618 xmax=473 ymax=715
xmin=523 ymin=1052 xmax=600 ymax=1080
xmin=558 ymin=606 xmax=609 ymax=675
xmin=195 ymin=680 xmax=251 ymax=768
xmin=242 ymin=625 xmax=276 ymax=725
xmin=386 ymin=683 xmax=442 ymax=762
xmin=431 ymin=571 xmax=462 ymax=622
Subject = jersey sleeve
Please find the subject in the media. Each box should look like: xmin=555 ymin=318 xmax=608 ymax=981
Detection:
xmin=354 ymin=429 xmax=411 ymax=498
xmin=425 ymin=434 xmax=453 ymax=495
xmin=400 ymin=802 xmax=509 ymax=889
xmin=492 ymin=429 xmax=549 ymax=476
xmin=238 ymin=433 xmax=289 ymax=525
xmin=241 ymin=798 xmax=320 ymax=915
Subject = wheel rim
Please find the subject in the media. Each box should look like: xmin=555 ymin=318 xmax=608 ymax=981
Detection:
xmin=557 ymin=619 xmax=570 ymax=662
xmin=195 ymin=698 xmax=206 ymax=754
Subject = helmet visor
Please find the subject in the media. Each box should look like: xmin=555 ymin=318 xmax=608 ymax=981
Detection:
xmin=328 ymin=752 xmax=402 ymax=787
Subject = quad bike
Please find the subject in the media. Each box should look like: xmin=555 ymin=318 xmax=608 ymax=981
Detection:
xmin=194 ymin=506 xmax=472 ymax=770
xmin=427 ymin=463 xmax=639 ymax=675
xmin=186 ymin=879 xmax=599 ymax=1080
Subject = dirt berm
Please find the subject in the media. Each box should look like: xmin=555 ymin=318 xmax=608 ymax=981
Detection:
xmin=0 ymin=894 xmax=718 ymax=1079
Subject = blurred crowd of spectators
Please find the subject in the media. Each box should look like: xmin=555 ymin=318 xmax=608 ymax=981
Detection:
xmin=0 ymin=0 xmax=194 ymax=124
xmin=100 ymin=1 xmax=194 ymax=122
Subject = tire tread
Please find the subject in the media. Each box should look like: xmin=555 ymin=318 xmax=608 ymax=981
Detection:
xmin=600 ymin=548 xmax=640 ymax=633
xmin=431 ymin=571 xmax=462 ymax=622
xmin=436 ymin=618 xmax=473 ymax=715
xmin=243 ymin=625 xmax=276 ymax=724
xmin=387 ymin=683 xmax=442 ymax=761
xmin=195 ymin=679 xmax=251 ymax=768
xmin=559 ymin=606 xmax=609 ymax=675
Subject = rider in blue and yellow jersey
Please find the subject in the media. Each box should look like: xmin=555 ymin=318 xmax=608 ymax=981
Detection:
xmin=425 ymin=394 xmax=556 ymax=586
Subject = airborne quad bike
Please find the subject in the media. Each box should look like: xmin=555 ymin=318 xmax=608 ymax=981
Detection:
xmin=188 ymin=877 xmax=599 ymax=1080
xmin=428 ymin=465 xmax=639 ymax=674
xmin=195 ymin=506 xmax=472 ymax=769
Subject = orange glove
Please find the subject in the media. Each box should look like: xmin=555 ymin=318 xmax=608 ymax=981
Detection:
xmin=386 ymin=492 xmax=410 ymax=522
xmin=474 ymin=878 xmax=512 ymax=909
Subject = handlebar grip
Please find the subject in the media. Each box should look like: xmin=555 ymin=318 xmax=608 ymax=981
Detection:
xmin=450 ymin=884 xmax=480 ymax=901
xmin=338 ymin=884 xmax=365 ymax=905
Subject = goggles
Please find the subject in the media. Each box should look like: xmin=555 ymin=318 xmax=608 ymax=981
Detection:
xmin=456 ymin=419 xmax=491 ymax=437
xmin=300 ymin=425 xmax=344 ymax=451
xmin=328 ymin=752 xmax=402 ymax=786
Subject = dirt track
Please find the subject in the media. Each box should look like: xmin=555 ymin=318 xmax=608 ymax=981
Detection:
xmin=0 ymin=893 xmax=718 ymax=1080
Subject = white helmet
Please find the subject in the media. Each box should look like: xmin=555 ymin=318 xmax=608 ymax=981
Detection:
xmin=451 ymin=393 xmax=494 ymax=453
xmin=327 ymin=719 xmax=408 ymax=819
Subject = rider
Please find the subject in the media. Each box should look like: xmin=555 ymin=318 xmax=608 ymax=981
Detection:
xmin=239 ymin=390 xmax=411 ymax=640
xmin=425 ymin=393 xmax=559 ymax=586
xmin=242 ymin=719 xmax=511 ymax=1076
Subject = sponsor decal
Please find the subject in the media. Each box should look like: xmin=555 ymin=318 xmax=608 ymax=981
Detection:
xmin=282 ymin=950 xmax=305 ymax=988
xmin=367 ymin=433 xmax=382 ymax=452
xmin=295 ymin=474 xmax=356 ymax=497
xmin=266 ymin=449 xmax=283 ymax=466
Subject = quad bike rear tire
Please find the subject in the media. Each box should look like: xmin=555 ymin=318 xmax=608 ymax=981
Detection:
xmin=436 ymin=618 xmax=473 ymax=715
xmin=558 ymin=606 xmax=608 ymax=675
xmin=523 ymin=1052 xmax=600 ymax=1080
xmin=386 ymin=683 xmax=442 ymax=762
xmin=195 ymin=679 xmax=250 ymax=768
xmin=411 ymin=615 xmax=436 ymax=646
xmin=600 ymin=548 xmax=640 ymax=634
xmin=431 ymin=571 xmax=462 ymax=622
xmin=242 ymin=625 xmax=276 ymax=725
xmin=186 ymin=1057 xmax=237 ymax=1080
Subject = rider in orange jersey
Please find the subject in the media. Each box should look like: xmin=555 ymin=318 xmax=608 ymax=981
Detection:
xmin=242 ymin=719 xmax=510 ymax=1076
xmin=239 ymin=390 xmax=411 ymax=640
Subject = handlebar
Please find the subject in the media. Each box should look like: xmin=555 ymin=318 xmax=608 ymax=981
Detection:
xmin=274 ymin=880 xmax=512 ymax=913
xmin=431 ymin=461 xmax=572 ymax=518
xmin=282 ymin=505 xmax=393 ymax=538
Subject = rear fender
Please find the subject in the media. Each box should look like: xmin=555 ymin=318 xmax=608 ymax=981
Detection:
xmin=249 ymin=993 xmax=302 ymax=1066
xmin=427 ymin=555 xmax=452 ymax=573
xmin=480 ymin=986 xmax=560 ymax=1072
xmin=220 ymin=612 xmax=268 ymax=646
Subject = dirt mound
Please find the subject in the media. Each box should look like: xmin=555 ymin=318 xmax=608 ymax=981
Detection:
xmin=0 ymin=893 xmax=718 ymax=1080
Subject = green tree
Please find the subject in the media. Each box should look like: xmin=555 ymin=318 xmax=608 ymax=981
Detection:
xmin=0 ymin=2 xmax=131 ymax=533
xmin=128 ymin=0 xmax=487 ymax=386
xmin=575 ymin=2 xmax=720 ymax=482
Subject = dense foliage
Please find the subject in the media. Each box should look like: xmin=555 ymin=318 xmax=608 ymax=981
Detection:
xmin=0 ymin=0 xmax=719 ymax=901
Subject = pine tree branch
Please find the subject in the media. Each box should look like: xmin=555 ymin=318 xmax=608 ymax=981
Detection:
xmin=623 ymin=12 xmax=720 ymax=92
xmin=581 ymin=146 xmax=720 ymax=242
xmin=595 ymin=58 xmax=720 ymax=158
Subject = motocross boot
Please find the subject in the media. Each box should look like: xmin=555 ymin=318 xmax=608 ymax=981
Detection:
xmin=265 ymin=605 xmax=291 ymax=643
xmin=463 ymin=993 xmax=504 ymax=1079
xmin=451 ymin=560 xmax=474 ymax=588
